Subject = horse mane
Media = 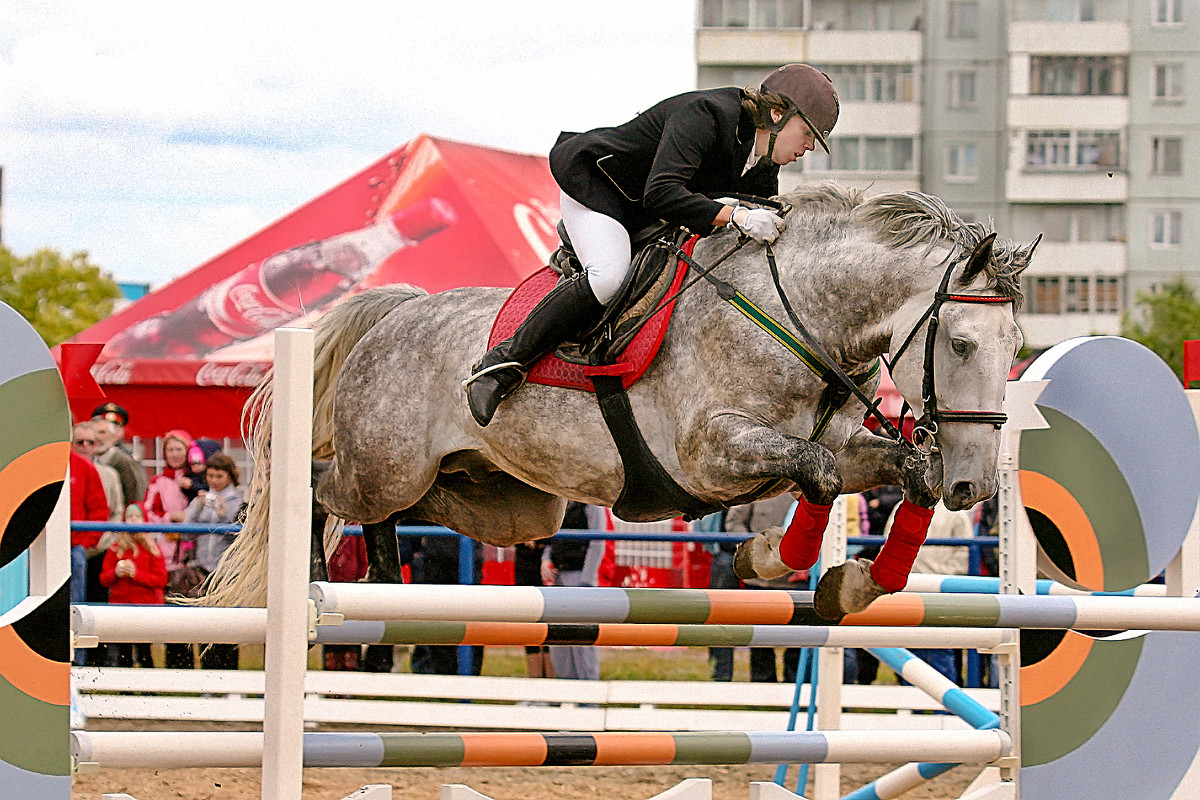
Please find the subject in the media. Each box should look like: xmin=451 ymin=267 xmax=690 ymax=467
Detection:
xmin=778 ymin=185 xmax=1026 ymax=308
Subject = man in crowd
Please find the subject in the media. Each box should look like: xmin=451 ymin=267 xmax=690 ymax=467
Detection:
xmin=69 ymin=421 xmax=111 ymax=665
xmin=91 ymin=403 xmax=147 ymax=506
xmin=74 ymin=422 xmax=123 ymax=522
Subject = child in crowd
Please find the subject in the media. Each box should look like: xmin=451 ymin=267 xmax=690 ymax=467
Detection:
xmin=184 ymin=452 xmax=244 ymax=669
xmin=100 ymin=508 xmax=168 ymax=668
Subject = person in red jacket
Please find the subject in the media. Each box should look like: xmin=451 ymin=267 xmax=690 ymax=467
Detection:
xmin=99 ymin=527 xmax=168 ymax=668
xmin=70 ymin=443 xmax=114 ymax=666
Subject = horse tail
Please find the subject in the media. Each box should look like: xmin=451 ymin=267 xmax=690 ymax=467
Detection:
xmin=191 ymin=285 xmax=428 ymax=607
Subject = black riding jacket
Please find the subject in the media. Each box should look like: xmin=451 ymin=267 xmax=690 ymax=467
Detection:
xmin=549 ymin=87 xmax=781 ymax=237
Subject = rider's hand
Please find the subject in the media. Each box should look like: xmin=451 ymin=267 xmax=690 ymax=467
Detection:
xmin=729 ymin=207 xmax=785 ymax=243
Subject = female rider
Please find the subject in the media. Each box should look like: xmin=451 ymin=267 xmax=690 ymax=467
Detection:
xmin=464 ymin=63 xmax=840 ymax=427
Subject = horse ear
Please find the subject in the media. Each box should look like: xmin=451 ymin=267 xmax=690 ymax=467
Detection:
xmin=1018 ymin=233 xmax=1043 ymax=274
xmin=960 ymin=232 xmax=997 ymax=285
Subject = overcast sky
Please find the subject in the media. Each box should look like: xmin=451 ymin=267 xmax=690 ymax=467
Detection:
xmin=0 ymin=0 xmax=697 ymax=286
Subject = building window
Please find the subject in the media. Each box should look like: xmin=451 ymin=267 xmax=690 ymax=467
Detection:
xmin=1153 ymin=0 xmax=1183 ymax=25
xmin=1012 ymin=0 xmax=1109 ymax=21
xmin=948 ymin=71 xmax=977 ymax=108
xmin=1032 ymin=204 xmax=1125 ymax=243
xmin=1024 ymin=275 xmax=1122 ymax=314
xmin=1153 ymin=63 xmax=1184 ymax=102
xmin=1025 ymin=130 xmax=1121 ymax=171
xmin=1027 ymin=277 xmax=1062 ymax=313
xmin=815 ymin=0 xmax=916 ymax=31
xmin=700 ymin=0 xmax=805 ymax=28
xmin=1065 ymin=276 xmax=1091 ymax=313
xmin=1094 ymin=277 xmax=1121 ymax=312
xmin=948 ymin=1 xmax=979 ymax=37
xmin=801 ymin=135 xmax=917 ymax=172
xmin=1151 ymin=210 xmax=1182 ymax=247
xmin=1030 ymin=55 xmax=1128 ymax=96
xmin=816 ymin=64 xmax=917 ymax=103
xmin=1152 ymin=137 xmax=1183 ymax=175
xmin=946 ymin=143 xmax=979 ymax=180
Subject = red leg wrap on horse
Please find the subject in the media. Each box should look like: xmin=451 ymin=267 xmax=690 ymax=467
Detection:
xmin=778 ymin=497 xmax=834 ymax=571
xmin=870 ymin=499 xmax=936 ymax=593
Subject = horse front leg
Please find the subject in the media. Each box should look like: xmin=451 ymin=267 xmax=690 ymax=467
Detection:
xmin=815 ymin=428 xmax=940 ymax=621
xmin=686 ymin=413 xmax=842 ymax=584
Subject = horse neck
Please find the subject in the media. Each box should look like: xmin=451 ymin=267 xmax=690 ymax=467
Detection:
xmin=694 ymin=231 xmax=950 ymax=371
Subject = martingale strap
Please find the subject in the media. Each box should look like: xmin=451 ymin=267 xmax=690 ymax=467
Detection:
xmin=667 ymin=235 xmax=886 ymax=443
xmin=728 ymin=291 xmax=881 ymax=440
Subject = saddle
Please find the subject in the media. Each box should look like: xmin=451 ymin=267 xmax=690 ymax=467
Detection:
xmin=487 ymin=223 xmax=695 ymax=392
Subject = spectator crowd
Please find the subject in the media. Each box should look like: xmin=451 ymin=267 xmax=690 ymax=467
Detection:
xmin=69 ymin=403 xmax=245 ymax=669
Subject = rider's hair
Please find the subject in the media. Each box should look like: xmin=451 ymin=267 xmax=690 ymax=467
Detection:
xmin=741 ymin=86 xmax=792 ymax=130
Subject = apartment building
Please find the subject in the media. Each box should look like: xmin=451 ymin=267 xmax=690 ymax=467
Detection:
xmin=695 ymin=0 xmax=1199 ymax=348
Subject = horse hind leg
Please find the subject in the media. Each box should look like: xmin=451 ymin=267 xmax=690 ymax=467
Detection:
xmin=362 ymin=511 xmax=404 ymax=585
xmin=404 ymin=458 xmax=566 ymax=548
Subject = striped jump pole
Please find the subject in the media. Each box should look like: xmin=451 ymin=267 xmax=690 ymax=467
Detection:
xmin=72 ymin=605 xmax=1003 ymax=650
xmin=902 ymin=573 xmax=1169 ymax=597
xmin=840 ymin=648 xmax=1001 ymax=800
xmin=314 ymin=620 xmax=1006 ymax=650
xmin=310 ymin=582 xmax=1200 ymax=630
xmin=71 ymin=729 xmax=1011 ymax=770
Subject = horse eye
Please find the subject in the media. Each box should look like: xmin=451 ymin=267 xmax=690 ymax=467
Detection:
xmin=951 ymin=338 xmax=975 ymax=358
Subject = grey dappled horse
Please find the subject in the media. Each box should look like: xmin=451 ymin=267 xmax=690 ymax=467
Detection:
xmin=202 ymin=185 xmax=1033 ymax=611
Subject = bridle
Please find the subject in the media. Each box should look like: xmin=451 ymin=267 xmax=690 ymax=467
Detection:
xmin=882 ymin=237 xmax=1013 ymax=458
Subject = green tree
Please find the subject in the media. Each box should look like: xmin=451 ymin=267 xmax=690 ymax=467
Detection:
xmin=0 ymin=245 xmax=121 ymax=346
xmin=1120 ymin=277 xmax=1200 ymax=386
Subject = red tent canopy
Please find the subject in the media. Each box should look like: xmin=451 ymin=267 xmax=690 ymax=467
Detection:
xmin=58 ymin=135 xmax=563 ymax=439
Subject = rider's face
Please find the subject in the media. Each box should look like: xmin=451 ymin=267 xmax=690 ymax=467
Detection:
xmin=770 ymin=115 xmax=816 ymax=166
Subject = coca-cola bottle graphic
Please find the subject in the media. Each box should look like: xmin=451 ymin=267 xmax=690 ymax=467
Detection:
xmin=109 ymin=197 xmax=456 ymax=358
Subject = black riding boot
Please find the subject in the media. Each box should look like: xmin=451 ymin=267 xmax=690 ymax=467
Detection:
xmin=465 ymin=273 xmax=605 ymax=427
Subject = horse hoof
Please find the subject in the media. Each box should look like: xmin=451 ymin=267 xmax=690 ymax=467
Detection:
xmin=733 ymin=526 xmax=791 ymax=581
xmin=813 ymin=558 xmax=888 ymax=621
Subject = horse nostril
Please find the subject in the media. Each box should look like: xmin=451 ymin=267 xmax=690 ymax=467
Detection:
xmin=950 ymin=481 xmax=976 ymax=506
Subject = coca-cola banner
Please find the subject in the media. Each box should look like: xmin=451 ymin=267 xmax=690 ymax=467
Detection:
xmin=60 ymin=135 xmax=563 ymax=439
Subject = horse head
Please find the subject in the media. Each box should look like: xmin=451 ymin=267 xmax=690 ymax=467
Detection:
xmin=889 ymin=230 xmax=1038 ymax=510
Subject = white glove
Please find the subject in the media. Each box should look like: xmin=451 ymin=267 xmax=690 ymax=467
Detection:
xmin=729 ymin=206 xmax=785 ymax=243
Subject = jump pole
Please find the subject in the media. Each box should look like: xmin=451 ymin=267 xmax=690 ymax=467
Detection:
xmin=69 ymin=729 xmax=1011 ymax=770
xmin=261 ymin=327 xmax=314 ymax=800
xmin=309 ymin=582 xmax=1200 ymax=630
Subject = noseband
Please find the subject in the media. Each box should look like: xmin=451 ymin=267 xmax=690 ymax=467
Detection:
xmin=886 ymin=252 xmax=1014 ymax=456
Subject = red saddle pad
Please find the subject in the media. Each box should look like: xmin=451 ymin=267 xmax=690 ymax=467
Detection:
xmin=487 ymin=236 xmax=698 ymax=392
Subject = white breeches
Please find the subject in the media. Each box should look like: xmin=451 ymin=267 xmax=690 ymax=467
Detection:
xmin=559 ymin=191 xmax=631 ymax=306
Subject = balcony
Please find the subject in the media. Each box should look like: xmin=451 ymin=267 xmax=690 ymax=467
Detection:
xmin=808 ymin=31 xmax=921 ymax=64
xmin=1018 ymin=313 xmax=1121 ymax=349
xmin=696 ymin=28 xmax=809 ymax=65
xmin=1006 ymin=169 xmax=1128 ymax=203
xmin=695 ymin=28 xmax=921 ymax=66
xmin=1023 ymin=242 xmax=1127 ymax=276
xmin=782 ymin=171 xmax=920 ymax=196
xmin=1008 ymin=96 xmax=1128 ymax=130
xmin=1009 ymin=21 xmax=1129 ymax=55
xmin=836 ymin=102 xmax=921 ymax=137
